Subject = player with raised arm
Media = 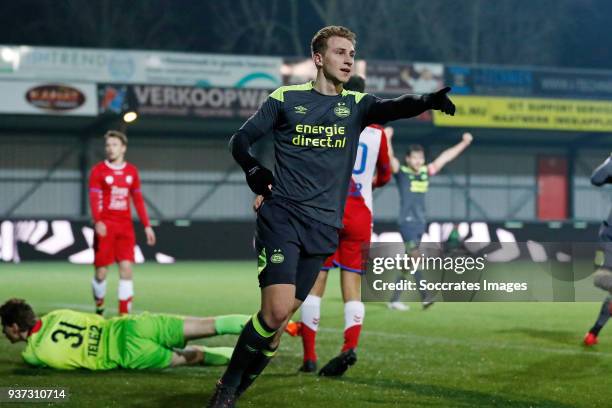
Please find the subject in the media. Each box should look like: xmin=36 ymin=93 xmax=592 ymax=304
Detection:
xmin=1 ymin=298 xmax=249 ymax=370
xmin=89 ymin=130 xmax=156 ymax=316
xmin=285 ymin=75 xmax=392 ymax=376
xmin=386 ymin=129 xmax=473 ymax=311
xmin=209 ymin=25 xmax=455 ymax=407
xmin=584 ymin=154 xmax=612 ymax=346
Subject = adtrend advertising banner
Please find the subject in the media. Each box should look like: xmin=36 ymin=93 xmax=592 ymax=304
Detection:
xmin=0 ymin=45 xmax=282 ymax=88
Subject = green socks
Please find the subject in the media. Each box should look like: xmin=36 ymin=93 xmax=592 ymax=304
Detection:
xmin=214 ymin=314 xmax=250 ymax=335
xmin=202 ymin=346 xmax=235 ymax=366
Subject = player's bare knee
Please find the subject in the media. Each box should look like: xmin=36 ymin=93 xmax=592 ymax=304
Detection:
xmin=269 ymin=310 xmax=290 ymax=329
xmin=95 ymin=267 xmax=107 ymax=281
xmin=264 ymin=307 xmax=291 ymax=330
xmin=262 ymin=291 xmax=294 ymax=328
xmin=119 ymin=262 xmax=133 ymax=279
xmin=343 ymin=289 xmax=361 ymax=303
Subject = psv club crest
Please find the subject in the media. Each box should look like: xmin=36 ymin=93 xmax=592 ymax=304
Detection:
xmin=334 ymin=102 xmax=350 ymax=118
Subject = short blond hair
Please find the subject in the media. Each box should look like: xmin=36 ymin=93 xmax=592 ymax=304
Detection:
xmin=311 ymin=25 xmax=356 ymax=55
xmin=104 ymin=130 xmax=128 ymax=146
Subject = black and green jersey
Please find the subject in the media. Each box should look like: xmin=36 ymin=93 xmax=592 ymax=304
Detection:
xmin=394 ymin=165 xmax=433 ymax=225
xmin=232 ymin=81 xmax=430 ymax=228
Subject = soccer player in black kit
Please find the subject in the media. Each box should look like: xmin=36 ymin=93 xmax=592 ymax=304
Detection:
xmin=584 ymin=153 xmax=612 ymax=346
xmin=207 ymin=25 xmax=456 ymax=407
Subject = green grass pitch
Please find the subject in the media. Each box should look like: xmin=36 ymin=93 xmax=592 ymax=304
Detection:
xmin=1 ymin=261 xmax=611 ymax=407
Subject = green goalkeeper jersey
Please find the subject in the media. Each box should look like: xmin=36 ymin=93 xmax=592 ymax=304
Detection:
xmin=22 ymin=309 xmax=116 ymax=370
xmin=22 ymin=310 xmax=186 ymax=370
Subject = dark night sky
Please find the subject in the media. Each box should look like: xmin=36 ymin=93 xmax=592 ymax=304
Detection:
xmin=1 ymin=0 xmax=611 ymax=71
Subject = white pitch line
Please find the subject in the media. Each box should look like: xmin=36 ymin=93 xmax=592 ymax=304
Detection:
xmin=319 ymin=327 xmax=612 ymax=357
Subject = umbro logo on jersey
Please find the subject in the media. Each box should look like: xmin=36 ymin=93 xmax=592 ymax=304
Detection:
xmin=334 ymin=102 xmax=350 ymax=118
xmin=294 ymin=105 xmax=308 ymax=114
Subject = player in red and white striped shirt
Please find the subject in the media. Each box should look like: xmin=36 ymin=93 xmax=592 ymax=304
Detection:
xmin=89 ymin=130 xmax=156 ymax=315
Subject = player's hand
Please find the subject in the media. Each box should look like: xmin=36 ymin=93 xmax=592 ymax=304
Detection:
xmin=253 ymin=195 xmax=265 ymax=212
xmin=462 ymin=132 xmax=473 ymax=145
xmin=145 ymin=226 xmax=156 ymax=246
xmin=384 ymin=126 xmax=394 ymax=140
xmin=94 ymin=221 xmax=107 ymax=237
xmin=424 ymin=87 xmax=455 ymax=115
xmin=245 ymin=165 xmax=274 ymax=196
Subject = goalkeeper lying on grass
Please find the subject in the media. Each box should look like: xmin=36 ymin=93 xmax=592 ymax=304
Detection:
xmin=1 ymin=298 xmax=248 ymax=370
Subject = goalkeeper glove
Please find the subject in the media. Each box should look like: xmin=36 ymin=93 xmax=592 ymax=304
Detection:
xmin=423 ymin=87 xmax=455 ymax=115
xmin=246 ymin=164 xmax=274 ymax=196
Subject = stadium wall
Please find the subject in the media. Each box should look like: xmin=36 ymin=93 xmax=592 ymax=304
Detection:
xmin=0 ymin=133 xmax=609 ymax=222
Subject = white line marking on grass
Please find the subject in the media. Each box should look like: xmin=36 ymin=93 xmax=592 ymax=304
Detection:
xmin=318 ymin=327 xmax=612 ymax=358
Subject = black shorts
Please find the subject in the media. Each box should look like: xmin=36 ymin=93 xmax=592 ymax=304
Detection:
xmin=255 ymin=198 xmax=338 ymax=301
xmin=599 ymin=222 xmax=612 ymax=269
xmin=399 ymin=221 xmax=426 ymax=250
